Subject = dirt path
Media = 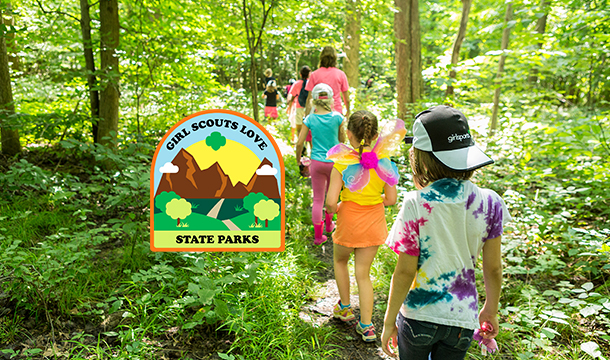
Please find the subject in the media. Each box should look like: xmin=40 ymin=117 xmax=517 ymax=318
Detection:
xmin=207 ymin=198 xmax=225 ymax=218
xmin=300 ymin=242 xmax=395 ymax=360
xmin=222 ymin=219 xmax=240 ymax=231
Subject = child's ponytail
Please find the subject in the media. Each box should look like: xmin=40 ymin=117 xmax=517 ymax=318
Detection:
xmin=349 ymin=111 xmax=378 ymax=158
xmin=358 ymin=114 xmax=373 ymax=157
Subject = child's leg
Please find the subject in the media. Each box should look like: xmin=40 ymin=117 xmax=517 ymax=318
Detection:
xmin=353 ymin=245 xmax=379 ymax=325
xmin=309 ymin=160 xmax=333 ymax=225
xmin=333 ymin=243 xmax=354 ymax=307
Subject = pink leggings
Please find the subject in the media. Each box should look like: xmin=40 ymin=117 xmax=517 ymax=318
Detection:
xmin=310 ymin=159 xmax=334 ymax=225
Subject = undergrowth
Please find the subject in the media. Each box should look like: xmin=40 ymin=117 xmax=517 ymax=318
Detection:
xmin=0 ymin=104 xmax=609 ymax=359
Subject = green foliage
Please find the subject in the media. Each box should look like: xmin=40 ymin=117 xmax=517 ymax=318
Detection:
xmin=154 ymin=191 xmax=180 ymax=212
xmin=253 ymin=199 xmax=280 ymax=227
xmin=2 ymin=0 xmax=610 ymax=358
xmin=165 ymin=198 xmax=192 ymax=225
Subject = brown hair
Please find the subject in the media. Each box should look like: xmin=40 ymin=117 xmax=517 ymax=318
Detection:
xmin=300 ymin=65 xmax=311 ymax=79
xmin=348 ymin=110 xmax=378 ymax=157
xmin=409 ymin=147 xmax=474 ymax=189
xmin=319 ymin=46 xmax=337 ymax=68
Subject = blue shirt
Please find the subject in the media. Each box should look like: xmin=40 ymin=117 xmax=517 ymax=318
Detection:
xmin=303 ymin=111 xmax=343 ymax=162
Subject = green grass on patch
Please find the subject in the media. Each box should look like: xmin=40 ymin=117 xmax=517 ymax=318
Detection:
xmin=154 ymin=211 xmax=229 ymax=230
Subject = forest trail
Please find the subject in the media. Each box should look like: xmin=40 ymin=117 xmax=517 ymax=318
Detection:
xmin=207 ymin=198 xmax=225 ymax=218
xmin=300 ymin=243 xmax=393 ymax=360
xmin=222 ymin=219 xmax=240 ymax=231
xmin=263 ymin=123 xmax=295 ymax=157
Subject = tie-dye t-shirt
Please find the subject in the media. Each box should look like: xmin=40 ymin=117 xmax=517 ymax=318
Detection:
xmin=386 ymin=178 xmax=511 ymax=330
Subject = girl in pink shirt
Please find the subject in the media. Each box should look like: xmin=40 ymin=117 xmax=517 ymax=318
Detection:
xmin=305 ymin=46 xmax=350 ymax=117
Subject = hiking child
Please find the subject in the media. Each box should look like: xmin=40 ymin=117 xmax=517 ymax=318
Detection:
xmin=295 ymin=83 xmax=345 ymax=245
xmin=325 ymin=111 xmax=406 ymax=342
xmin=262 ymin=80 xmax=280 ymax=122
xmin=381 ymin=105 xmax=510 ymax=359
xmin=287 ymin=66 xmax=311 ymax=142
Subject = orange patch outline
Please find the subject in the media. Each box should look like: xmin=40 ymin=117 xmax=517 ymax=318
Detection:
xmin=150 ymin=109 xmax=285 ymax=252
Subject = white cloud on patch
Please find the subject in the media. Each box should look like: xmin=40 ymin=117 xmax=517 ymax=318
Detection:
xmin=256 ymin=164 xmax=277 ymax=176
xmin=159 ymin=162 xmax=179 ymax=174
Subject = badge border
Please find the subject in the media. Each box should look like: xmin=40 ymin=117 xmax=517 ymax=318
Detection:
xmin=150 ymin=109 xmax=286 ymax=252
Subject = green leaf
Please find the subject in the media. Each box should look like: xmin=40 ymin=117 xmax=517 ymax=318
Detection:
xmin=182 ymin=322 xmax=198 ymax=329
xmin=214 ymin=298 xmax=229 ymax=319
xmin=580 ymin=305 xmax=603 ymax=317
xmin=540 ymin=327 xmax=558 ymax=339
xmin=581 ymin=341 xmax=602 ymax=358
xmin=198 ymin=288 xmax=216 ymax=305
xmin=188 ymin=282 xmax=200 ymax=294
xmin=582 ymin=282 xmax=594 ymax=291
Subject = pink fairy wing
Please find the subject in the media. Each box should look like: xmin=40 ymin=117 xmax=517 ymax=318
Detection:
xmin=326 ymin=143 xmax=360 ymax=165
xmin=373 ymin=157 xmax=400 ymax=186
xmin=342 ymin=164 xmax=370 ymax=192
xmin=372 ymin=119 xmax=407 ymax=159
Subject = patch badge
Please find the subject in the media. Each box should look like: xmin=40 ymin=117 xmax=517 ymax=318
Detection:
xmin=150 ymin=110 xmax=285 ymax=252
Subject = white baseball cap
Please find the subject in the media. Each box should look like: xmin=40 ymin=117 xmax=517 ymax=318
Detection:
xmin=311 ymin=83 xmax=333 ymax=100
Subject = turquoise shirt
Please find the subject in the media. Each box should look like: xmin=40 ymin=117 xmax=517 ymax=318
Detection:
xmin=303 ymin=111 xmax=344 ymax=162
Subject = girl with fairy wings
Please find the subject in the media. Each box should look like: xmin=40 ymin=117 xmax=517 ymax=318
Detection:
xmin=325 ymin=110 xmax=406 ymax=342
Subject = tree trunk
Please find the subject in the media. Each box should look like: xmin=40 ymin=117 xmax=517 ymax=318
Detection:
xmin=249 ymin=54 xmax=260 ymax=122
xmin=394 ymin=0 xmax=411 ymax=121
xmin=241 ymin=0 xmax=275 ymax=123
xmin=177 ymin=218 xmax=180 ymax=226
xmin=410 ymin=0 xmax=421 ymax=103
xmin=394 ymin=0 xmax=421 ymax=121
xmin=528 ymin=0 xmax=549 ymax=84
xmin=80 ymin=0 xmax=100 ymax=143
xmin=98 ymin=0 xmax=120 ymax=147
xmin=265 ymin=219 xmax=268 ymax=227
xmin=446 ymin=0 xmax=472 ymax=97
xmin=255 ymin=216 xmax=258 ymax=225
xmin=490 ymin=2 xmax=514 ymax=135
xmin=0 ymin=5 xmax=20 ymax=156
xmin=344 ymin=0 xmax=361 ymax=88
xmin=1 ymin=4 xmax=18 ymax=72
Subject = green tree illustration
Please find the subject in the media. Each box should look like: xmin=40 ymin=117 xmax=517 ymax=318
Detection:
xmin=155 ymin=191 xmax=181 ymax=212
xmin=206 ymin=131 xmax=226 ymax=151
xmin=166 ymin=198 xmax=192 ymax=226
xmin=243 ymin=192 xmax=268 ymax=225
xmin=253 ymin=200 xmax=279 ymax=228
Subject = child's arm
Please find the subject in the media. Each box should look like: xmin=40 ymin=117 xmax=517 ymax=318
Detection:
xmin=325 ymin=168 xmax=343 ymax=214
xmin=341 ymin=90 xmax=350 ymax=119
xmin=479 ymin=235 xmax=502 ymax=339
xmin=295 ymin=125 xmax=310 ymax=165
xmin=338 ymin=121 xmax=346 ymax=144
xmin=382 ymin=253 xmax=418 ymax=357
xmin=382 ymin=183 xmax=397 ymax=206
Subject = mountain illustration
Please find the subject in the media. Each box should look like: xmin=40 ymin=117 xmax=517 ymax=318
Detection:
xmin=156 ymin=148 xmax=280 ymax=199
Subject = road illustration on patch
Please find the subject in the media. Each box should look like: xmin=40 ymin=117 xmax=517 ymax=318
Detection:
xmin=150 ymin=110 xmax=285 ymax=252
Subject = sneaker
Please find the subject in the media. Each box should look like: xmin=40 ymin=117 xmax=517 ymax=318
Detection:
xmin=355 ymin=322 xmax=376 ymax=342
xmin=332 ymin=300 xmax=355 ymax=322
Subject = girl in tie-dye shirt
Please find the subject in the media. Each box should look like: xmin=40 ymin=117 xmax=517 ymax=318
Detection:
xmin=381 ymin=106 xmax=510 ymax=360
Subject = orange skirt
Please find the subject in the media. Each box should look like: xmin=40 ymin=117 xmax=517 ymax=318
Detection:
xmin=332 ymin=201 xmax=387 ymax=248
